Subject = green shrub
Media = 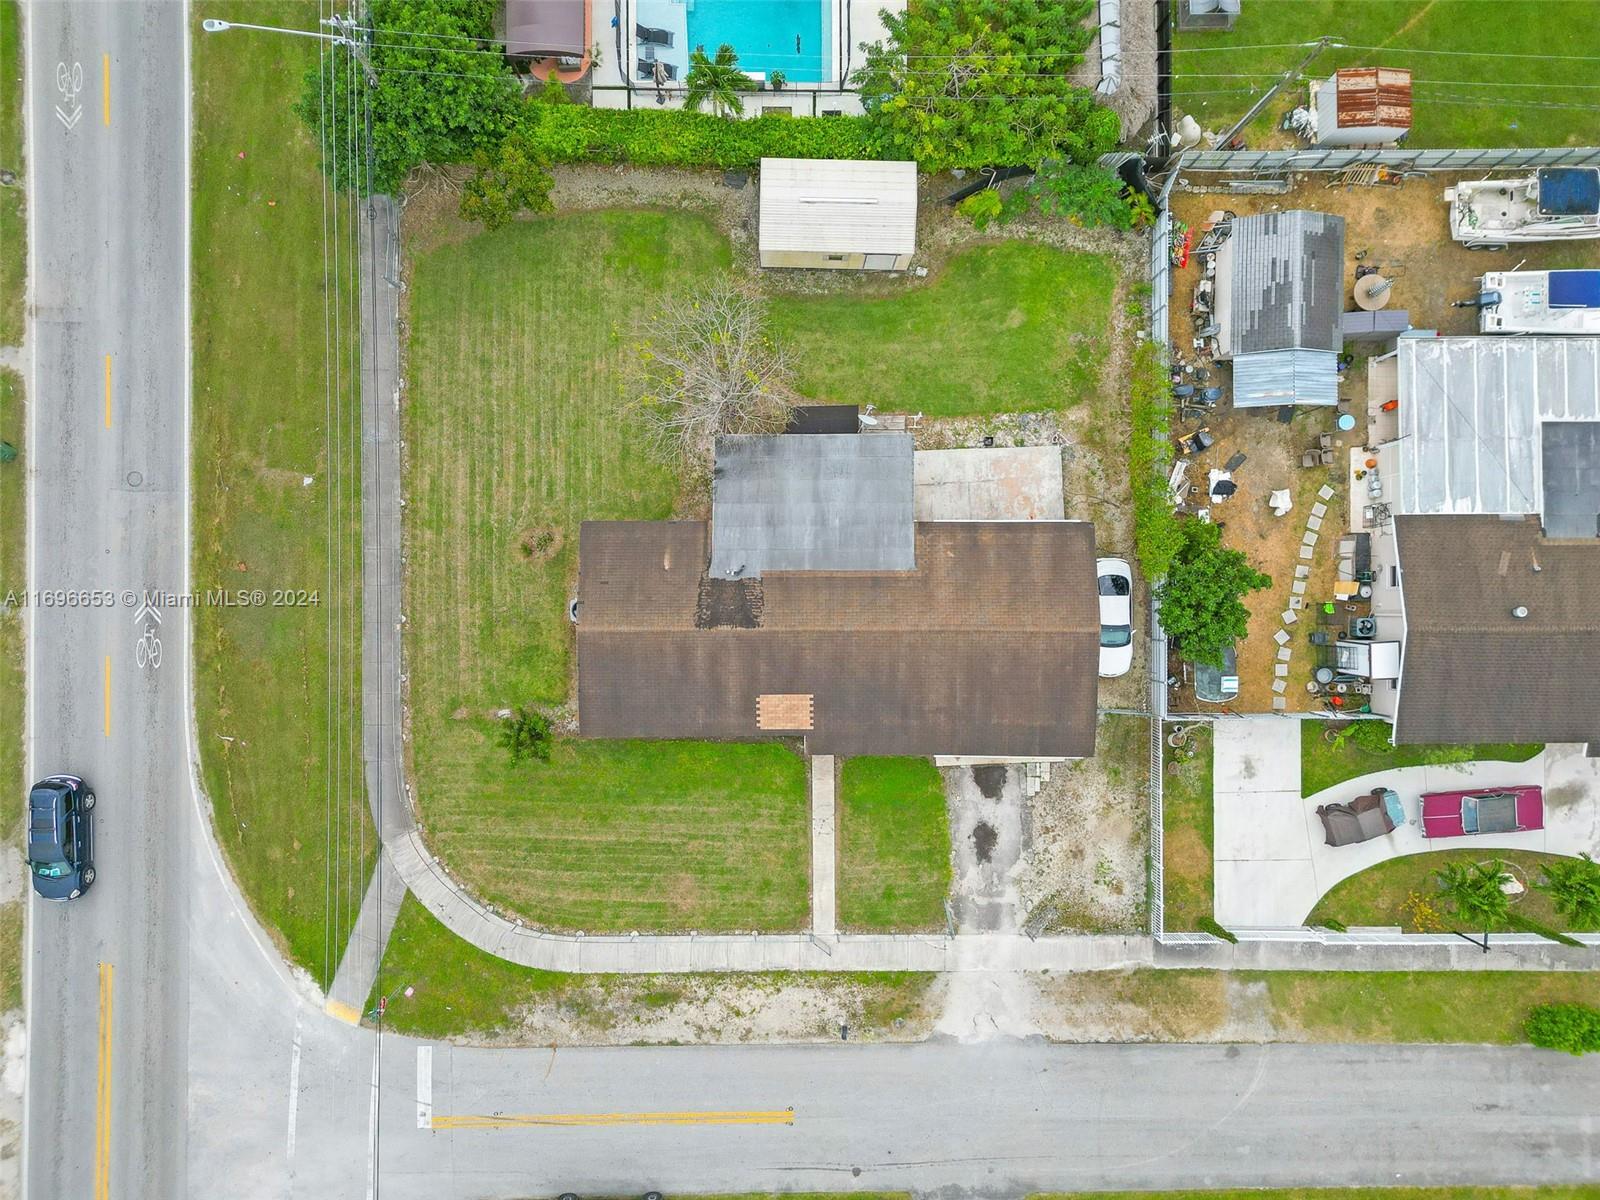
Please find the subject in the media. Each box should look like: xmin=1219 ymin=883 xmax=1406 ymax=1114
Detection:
xmin=1198 ymin=916 xmax=1238 ymax=943
xmin=459 ymin=127 xmax=555 ymax=231
xmin=1127 ymin=340 xmax=1182 ymax=579
xmin=498 ymin=707 xmax=553 ymax=765
xmin=1332 ymin=718 xmax=1396 ymax=754
xmin=1525 ymin=1002 xmax=1600 ymax=1055
xmin=1156 ymin=520 xmax=1272 ymax=669
xmin=956 ymin=188 xmax=1004 ymax=229
xmin=1319 ymin=917 xmax=1348 ymax=932
xmin=1030 ymin=161 xmax=1133 ymax=229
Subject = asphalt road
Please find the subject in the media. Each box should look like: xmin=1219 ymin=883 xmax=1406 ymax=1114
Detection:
xmin=23 ymin=2 xmax=190 ymax=1198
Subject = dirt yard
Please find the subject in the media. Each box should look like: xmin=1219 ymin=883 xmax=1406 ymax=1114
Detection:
xmin=1165 ymin=176 xmax=1600 ymax=714
xmin=1019 ymin=715 xmax=1151 ymax=933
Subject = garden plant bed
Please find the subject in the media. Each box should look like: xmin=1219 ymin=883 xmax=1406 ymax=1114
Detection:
xmin=1300 ymin=722 xmax=1541 ymax=797
xmin=1308 ymin=849 xmax=1585 ymax=933
xmin=837 ymin=758 xmax=952 ymax=932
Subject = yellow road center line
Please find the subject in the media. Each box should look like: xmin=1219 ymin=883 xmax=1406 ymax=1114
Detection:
xmin=431 ymin=1109 xmax=795 ymax=1130
xmin=103 ymin=655 xmax=111 ymax=737
xmin=103 ymin=354 xmax=111 ymax=428
xmin=96 ymin=962 xmax=114 ymax=1200
xmin=102 ymin=54 xmax=110 ymax=126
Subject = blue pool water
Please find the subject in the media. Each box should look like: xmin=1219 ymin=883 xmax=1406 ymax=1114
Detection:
xmin=686 ymin=0 xmax=829 ymax=83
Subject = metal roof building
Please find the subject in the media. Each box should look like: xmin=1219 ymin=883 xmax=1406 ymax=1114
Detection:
xmin=758 ymin=158 xmax=918 ymax=271
xmin=1387 ymin=336 xmax=1600 ymax=536
xmin=709 ymin=434 xmax=917 ymax=579
xmin=1213 ymin=210 xmax=1345 ymax=406
xmin=1313 ymin=68 xmax=1413 ymax=148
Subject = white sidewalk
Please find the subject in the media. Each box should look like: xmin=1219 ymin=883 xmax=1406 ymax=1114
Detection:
xmin=810 ymin=755 xmax=837 ymax=936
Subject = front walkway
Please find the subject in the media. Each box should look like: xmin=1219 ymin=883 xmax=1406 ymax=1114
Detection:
xmin=1214 ymin=719 xmax=1600 ymax=928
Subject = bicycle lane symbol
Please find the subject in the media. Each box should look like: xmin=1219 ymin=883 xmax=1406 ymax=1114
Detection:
xmin=133 ymin=600 xmax=162 ymax=670
xmin=55 ymin=60 xmax=84 ymax=130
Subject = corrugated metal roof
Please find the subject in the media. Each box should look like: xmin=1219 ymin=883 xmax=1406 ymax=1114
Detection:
xmin=1334 ymin=67 xmax=1412 ymax=129
xmin=759 ymin=158 xmax=918 ymax=256
xmin=1393 ymin=336 xmax=1600 ymax=519
xmin=709 ymin=434 xmax=916 ymax=579
xmin=1231 ymin=348 xmax=1339 ymax=407
xmin=1218 ymin=210 xmax=1345 ymax=356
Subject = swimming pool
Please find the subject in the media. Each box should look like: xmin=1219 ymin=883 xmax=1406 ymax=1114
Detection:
xmin=685 ymin=0 xmax=830 ymax=83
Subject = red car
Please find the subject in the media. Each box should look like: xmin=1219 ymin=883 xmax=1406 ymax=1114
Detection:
xmin=1420 ymin=786 xmax=1543 ymax=839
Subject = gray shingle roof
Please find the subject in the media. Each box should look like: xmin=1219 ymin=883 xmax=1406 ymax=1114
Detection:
xmin=1222 ymin=210 xmax=1345 ymax=356
xmin=709 ymin=434 xmax=916 ymax=579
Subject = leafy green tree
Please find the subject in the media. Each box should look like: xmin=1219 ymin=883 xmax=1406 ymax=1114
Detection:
xmin=459 ymin=128 xmax=555 ymax=231
xmin=297 ymin=0 xmax=521 ymax=192
xmin=852 ymin=0 xmax=1118 ymax=170
xmin=1154 ymin=522 xmax=1270 ymax=668
xmin=1525 ymin=1002 xmax=1600 ymax=1055
xmin=1535 ymin=853 xmax=1600 ymax=930
xmin=684 ymin=44 xmax=753 ymax=118
xmin=499 ymin=706 xmax=553 ymax=764
xmin=1434 ymin=858 xmax=1511 ymax=946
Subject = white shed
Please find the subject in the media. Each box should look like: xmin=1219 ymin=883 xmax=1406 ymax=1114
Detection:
xmin=758 ymin=158 xmax=917 ymax=271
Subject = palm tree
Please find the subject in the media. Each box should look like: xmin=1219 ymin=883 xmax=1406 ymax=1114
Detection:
xmin=1434 ymin=858 xmax=1512 ymax=952
xmin=684 ymin=44 xmax=752 ymax=118
xmin=1535 ymin=853 xmax=1600 ymax=930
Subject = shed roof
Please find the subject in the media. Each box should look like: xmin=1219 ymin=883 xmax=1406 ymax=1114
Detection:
xmin=709 ymin=434 xmax=916 ymax=579
xmin=1218 ymin=210 xmax=1345 ymax=356
xmin=1232 ymin=348 xmax=1339 ymax=407
xmin=1331 ymin=67 xmax=1412 ymax=129
xmin=577 ymin=520 xmax=1100 ymax=757
xmin=1392 ymin=515 xmax=1600 ymax=744
xmin=505 ymin=0 xmax=585 ymax=56
xmin=1391 ymin=336 xmax=1600 ymax=524
xmin=758 ymin=158 xmax=918 ymax=256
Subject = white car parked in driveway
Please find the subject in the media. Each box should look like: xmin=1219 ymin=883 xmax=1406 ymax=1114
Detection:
xmin=1096 ymin=556 xmax=1133 ymax=678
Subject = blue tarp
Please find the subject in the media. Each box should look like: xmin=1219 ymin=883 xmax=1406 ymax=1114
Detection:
xmin=1537 ymin=167 xmax=1600 ymax=216
xmin=1549 ymin=270 xmax=1600 ymax=309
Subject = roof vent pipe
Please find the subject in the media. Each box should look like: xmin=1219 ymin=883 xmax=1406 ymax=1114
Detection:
xmin=1511 ymin=605 xmax=1530 ymax=619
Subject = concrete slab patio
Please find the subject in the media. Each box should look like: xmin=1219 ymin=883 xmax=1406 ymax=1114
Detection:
xmin=913 ymin=446 xmax=1064 ymax=521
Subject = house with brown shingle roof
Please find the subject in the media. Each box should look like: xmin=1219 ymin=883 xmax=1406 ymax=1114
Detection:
xmin=575 ymin=434 xmax=1100 ymax=758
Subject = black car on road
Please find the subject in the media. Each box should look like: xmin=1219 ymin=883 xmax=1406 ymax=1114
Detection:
xmin=27 ymin=775 xmax=95 ymax=901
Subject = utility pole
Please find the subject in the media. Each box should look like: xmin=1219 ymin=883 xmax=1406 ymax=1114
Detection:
xmin=1214 ymin=37 xmax=1334 ymax=150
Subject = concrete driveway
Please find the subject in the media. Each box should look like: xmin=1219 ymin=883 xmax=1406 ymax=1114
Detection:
xmin=1213 ymin=720 xmax=1600 ymax=928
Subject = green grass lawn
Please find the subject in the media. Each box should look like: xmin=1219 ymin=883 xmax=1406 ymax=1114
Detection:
xmin=769 ymin=242 xmax=1118 ymax=417
xmin=0 ymin=0 xmax=24 ymax=346
xmin=422 ymin=738 xmax=809 ymax=932
xmin=1172 ymin=0 xmax=1600 ymax=148
xmin=1300 ymin=721 xmax=1541 ymax=797
xmin=1161 ymin=724 xmax=1213 ymax=930
xmin=406 ymin=209 xmax=817 ymax=932
xmin=192 ymin=0 xmax=371 ymax=987
xmin=370 ymin=894 xmax=934 ymax=1040
xmin=0 ymin=369 xmax=19 ymax=1010
xmin=1308 ymin=849 xmax=1589 ymax=933
xmin=836 ymin=758 xmax=952 ymax=931
xmin=1039 ymin=1188 xmax=1600 ymax=1200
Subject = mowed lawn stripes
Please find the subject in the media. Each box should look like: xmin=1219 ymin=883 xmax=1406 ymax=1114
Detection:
xmin=404 ymin=211 xmax=808 ymax=933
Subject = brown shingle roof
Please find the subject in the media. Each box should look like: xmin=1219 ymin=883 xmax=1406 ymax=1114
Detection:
xmin=1393 ymin=515 xmax=1600 ymax=745
xmin=577 ymin=520 xmax=1099 ymax=757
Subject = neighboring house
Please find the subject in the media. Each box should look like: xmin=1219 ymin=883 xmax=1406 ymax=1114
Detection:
xmin=576 ymin=433 xmax=1099 ymax=757
xmin=1354 ymin=336 xmax=1600 ymax=744
xmin=1310 ymin=67 xmax=1412 ymax=148
xmin=1213 ymin=210 xmax=1346 ymax=407
xmin=505 ymin=0 xmax=590 ymax=81
xmin=758 ymin=158 xmax=918 ymax=271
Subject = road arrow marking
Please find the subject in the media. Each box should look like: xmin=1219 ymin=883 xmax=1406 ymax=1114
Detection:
xmin=55 ymin=105 xmax=82 ymax=130
xmin=132 ymin=601 xmax=162 ymax=626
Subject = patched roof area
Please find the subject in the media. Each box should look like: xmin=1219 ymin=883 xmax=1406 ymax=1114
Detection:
xmin=1217 ymin=210 xmax=1345 ymax=356
xmin=1393 ymin=336 xmax=1600 ymax=525
xmin=577 ymin=520 xmax=1099 ymax=757
xmin=709 ymin=433 xmax=916 ymax=579
xmin=1393 ymin=515 xmax=1600 ymax=745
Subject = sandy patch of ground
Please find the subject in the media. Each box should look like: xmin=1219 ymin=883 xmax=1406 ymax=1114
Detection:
xmin=1019 ymin=716 xmax=1151 ymax=934
xmin=0 ymin=1011 xmax=20 ymax=1196
xmin=476 ymin=973 xmax=944 ymax=1048
xmin=1034 ymin=970 xmax=1278 ymax=1043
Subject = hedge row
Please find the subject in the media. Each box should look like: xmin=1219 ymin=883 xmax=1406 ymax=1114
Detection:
xmin=517 ymin=105 xmax=881 ymax=171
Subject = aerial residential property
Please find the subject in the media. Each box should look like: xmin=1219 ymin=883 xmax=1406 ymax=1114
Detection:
xmin=6 ymin=0 xmax=1600 ymax=1198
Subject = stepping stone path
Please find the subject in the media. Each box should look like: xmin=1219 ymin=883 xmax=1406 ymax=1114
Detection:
xmin=1273 ymin=482 xmax=1342 ymax=709
xmin=1318 ymin=484 xmax=1336 ymax=501
xmin=1291 ymin=580 xmax=1307 ymax=595
xmin=1276 ymin=647 xmax=1292 ymax=662
xmin=1274 ymin=629 xmax=1290 ymax=646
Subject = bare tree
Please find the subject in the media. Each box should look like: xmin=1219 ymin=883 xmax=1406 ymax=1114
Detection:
xmin=631 ymin=280 xmax=796 ymax=465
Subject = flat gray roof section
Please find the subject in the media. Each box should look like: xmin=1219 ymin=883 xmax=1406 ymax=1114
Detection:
xmin=1393 ymin=336 xmax=1600 ymax=520
xmin=709 ymin=433 xmax=917 ymax=579
xmin=1543 ymin=421 xmax=1600 ymax=539
xmin=1218 ymin=210 xmax=1345 ymax=357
